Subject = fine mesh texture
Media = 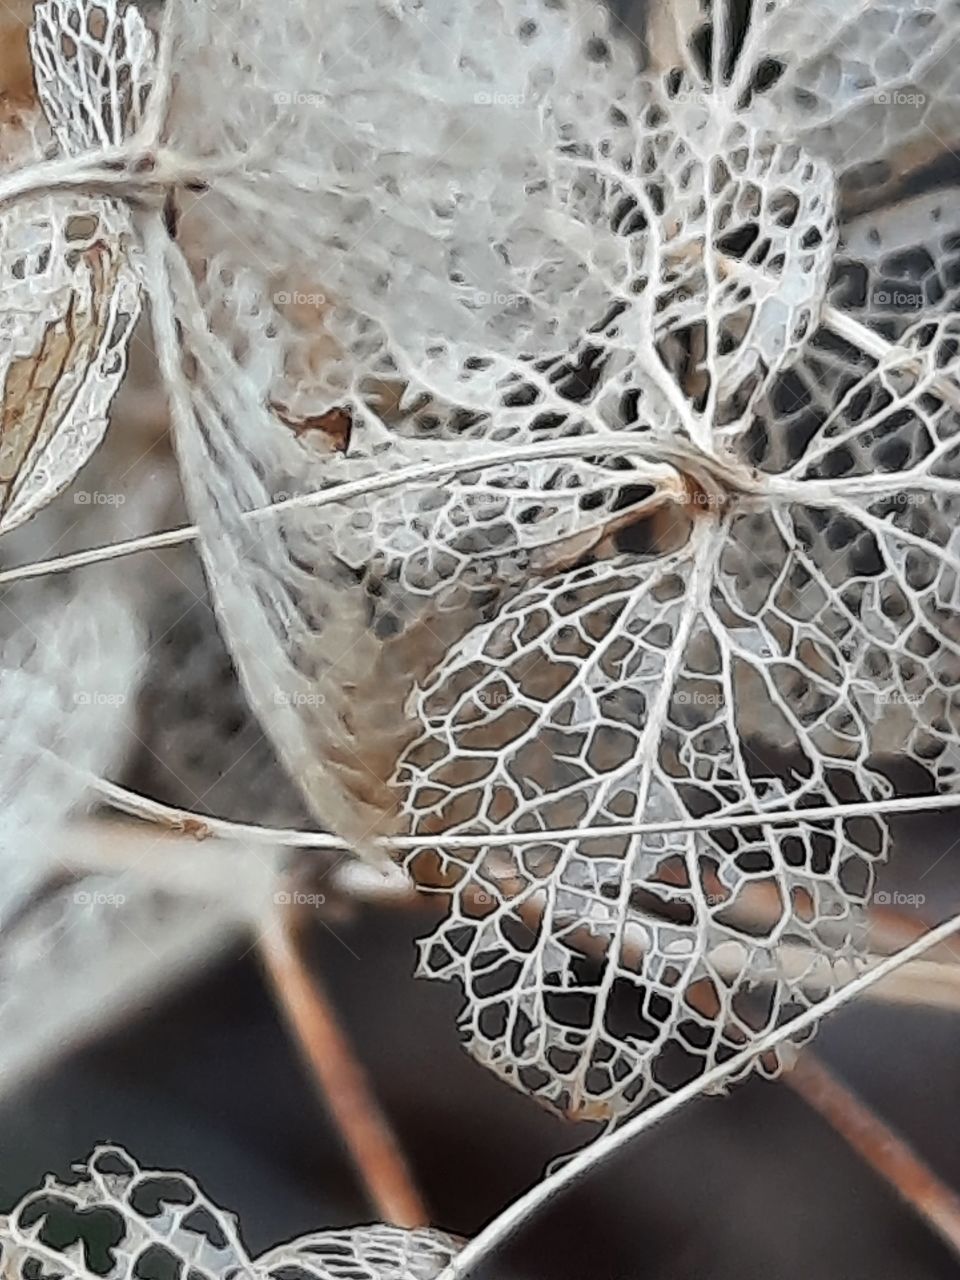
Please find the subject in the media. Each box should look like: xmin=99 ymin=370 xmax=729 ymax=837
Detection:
xmin=0 ymin=0 xmax=150 ymax=532
xmin=0 ymin=1148 xmax=461 ymax=1280
xmin=0 ymin=126 xmax=141 ymax=533
xmin=12 ymin=0 xmax=960 ymax=1124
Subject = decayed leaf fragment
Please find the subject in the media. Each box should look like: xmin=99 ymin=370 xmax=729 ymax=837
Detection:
xmin=13 ymin=0 xmax=960 ymax=1135
xmin=123 ymin=0 xmax=960 ymax=1126
xmin=0 ymin=0 xmax=156 ymax=536
xmin=0 ymin=1146 xmax=461 ymax=1280
xmin=0 ymin=208 xmax=140 ymax=532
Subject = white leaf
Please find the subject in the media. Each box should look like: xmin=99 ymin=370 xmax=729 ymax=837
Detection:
xmin=0 ymin=190 xmax=141 ymax=535
xmin=29 ymin=0 xmax=156 ymax=154
xmin=148 ymin=231 xmax=695 ymax=855
xmin=165 ymin=0 xmax=622 ymax=366
xmin=148 ymin=233 xmax=406 ymax=853
xmin=0 ymin=0 xmax=154 ymax=536
xmin=832 ymin=191 xmax=960 ymax=334
xmin=258 ymin=1229 xmax=461 ymax=1280
xmin=395 ymin=529 xmax=892 ymax=1118
xmin=740 ymin=0 xmax=960 ymax=197
xmin=4 ymin=1146 xmax=254 ymax=1280
xmin=0 ymin=1148 xmax=461 ymax=1280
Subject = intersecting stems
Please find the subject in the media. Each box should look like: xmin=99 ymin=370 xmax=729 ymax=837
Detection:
xmin=0 ymin=148 xmax=133 ymax=208
xmin=785 ymin=1051 xmax=960 ymax=1261
xmin=258 ymin=907 xmax=429 ymax=1229
xmin=0 ymin=441 xmax=955 ymax=591
xmin=0 ymin=435 xmax=723 ymax=588
xmin=81 ymin=769 xmax=960 ymax=858
xmin=49 ymin=808 xmax=960 ymax=1012
xmin=823 ymin=304 xmax=960 ymax=414
xmin=0 ymin=144 xmax=207 ymax=211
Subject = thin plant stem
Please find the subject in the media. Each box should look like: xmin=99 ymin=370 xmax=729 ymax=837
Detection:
xmin=785 ymin=1051 xmax=960 ymax=1261
xmin=823 ymin=305 xmax=960 ymax=413
xmin=259 ymin=909 xmax=429 ymax=1230
xmin=86 ymin=768 xmax=960 ymax=849
xmin=54 ymin=813 xmax=960 ymax=1011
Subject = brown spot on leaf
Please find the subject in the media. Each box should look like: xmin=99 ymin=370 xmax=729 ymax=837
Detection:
xmin=272 ymin=402 xmax=353 ymax=453
xmin=0 ymin=240 xmax=120 ymax=519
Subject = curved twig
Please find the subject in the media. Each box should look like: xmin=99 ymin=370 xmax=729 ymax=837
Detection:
xmin=786 ymin=1051 xmax=960 ymax=1260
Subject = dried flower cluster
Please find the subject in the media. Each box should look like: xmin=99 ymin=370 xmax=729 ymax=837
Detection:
xmin=1 ymin=0 xmax=960 ymax=1157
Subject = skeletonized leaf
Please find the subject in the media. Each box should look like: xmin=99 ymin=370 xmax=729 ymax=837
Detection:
xmin=29 ymin=0 xmax=156 ymax=155
xmin=0 ymin=0 xmax=153 ymax=535
xmin=148 ymin=231 xmax=698 ymax=853
xmin=737 ymin=0 xmax=960 ymax=210
xmin=148 ymin=236 xmax=404 ymax=852
xmin=3 ymin=1146 xmax=255 ymax=1280
xmin=830 ymin=191 xmax=960 ymax=336
xmin=389 ymin=76 xmax=838 ymax=432
xmin=394 ymin=511 xmax=897 ymax=1117
xmin=320 ymin=0 xmax=959 ymax=1118
xmin=166 ymin=0 xmax=624 ymax=373
xmin=0 ymin=195 xmax=140 ymax=533
xmin=111 ymin=0 xmax=960 ymax=1123
xmin=258 ymin=1229 xmax=461 ymax=1280
xmin=0 ymin=1148 xmax=461 ymax=1280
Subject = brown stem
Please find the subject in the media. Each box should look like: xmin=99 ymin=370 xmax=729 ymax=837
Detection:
xmin=785 ymin=1051 xmax=960 ymax=1260
xmin=258 ymin=910 xmax=429 ymax=1228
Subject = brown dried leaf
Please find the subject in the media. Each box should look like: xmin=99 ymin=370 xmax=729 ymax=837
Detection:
xmin=0 ymin=201 xmax=141 ymax=534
